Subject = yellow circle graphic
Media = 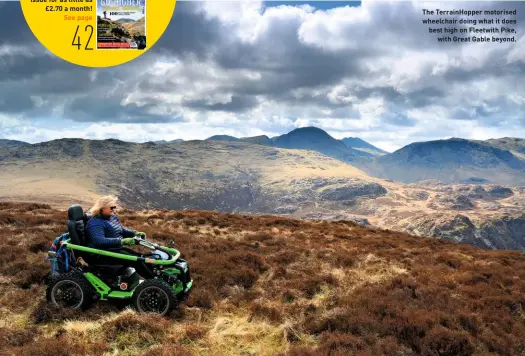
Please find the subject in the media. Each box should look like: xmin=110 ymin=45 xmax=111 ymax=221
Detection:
xmin=20 ymin=0 xmax=176 ymax=68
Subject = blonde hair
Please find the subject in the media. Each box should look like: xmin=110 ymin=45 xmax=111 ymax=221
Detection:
xmin=89 ymin=195 xmax=119 ymax=215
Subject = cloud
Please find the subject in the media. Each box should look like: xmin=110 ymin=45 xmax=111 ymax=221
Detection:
xmin=0 ymin=0 xmax=523 ymax=151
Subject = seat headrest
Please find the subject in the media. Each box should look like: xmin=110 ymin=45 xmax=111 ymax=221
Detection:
xmin=83 ymin=213 xmax=93 ymax=223
xmin=68 ymin=205 xmax=84 ymax=221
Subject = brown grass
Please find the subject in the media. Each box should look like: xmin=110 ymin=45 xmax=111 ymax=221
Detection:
xmin=2 ymin=201 xmax=525 ymax=355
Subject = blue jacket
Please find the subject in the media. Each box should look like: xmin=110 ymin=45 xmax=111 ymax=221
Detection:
xmin=86 ymin=214 xmax=136 ymax=248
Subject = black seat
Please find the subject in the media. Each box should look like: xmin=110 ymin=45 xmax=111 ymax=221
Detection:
xmin=67 ymin=205 xmax=133 ymax=277
xmin=62 ymin=204 xmax=93 ymax=268
xmin=67 ymin=205 xmax=91 ymax=246
xmin=66 ymin=205 xmax=150 ymax=280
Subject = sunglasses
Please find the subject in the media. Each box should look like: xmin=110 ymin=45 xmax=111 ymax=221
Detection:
xmin=110 ymin=206 xmax=117 ymax=211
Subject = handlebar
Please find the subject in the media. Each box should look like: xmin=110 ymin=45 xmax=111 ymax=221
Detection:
xmin=134 ymin=237 xmax=158 ymax=250
xmin=133 ymin=236 xmax=181 ymax=264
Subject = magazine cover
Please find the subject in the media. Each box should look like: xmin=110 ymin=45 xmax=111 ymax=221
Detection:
xmin=96 ymin=0 xmax=146 ymax=50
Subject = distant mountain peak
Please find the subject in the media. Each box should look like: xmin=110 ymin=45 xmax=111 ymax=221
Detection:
xmin=288 ymin=126 xmax=330 ymax=135
xmin=151 ymin=139 xmax=184 ymax=145
xmin=363 ymin=137 xmax=525 ymax=185
xmin=205 ymin=135 xmax=240 ymax=142
xmin=206 ymin=134 xmax=277 ymax=146
xmin=244 ymin=134 xmax=270 ymax=139
xmin=341 ymin=137 xmax=388 ymax=155
xmin=239 ymin=135 xmax=274 ymax=146
xmin=0 ymin=139 xmax=30 ymax=149
xmin=274 ymin=126 xmax=364 ymax=161
xmin=0 ymin=138 xmax=29 ymax=143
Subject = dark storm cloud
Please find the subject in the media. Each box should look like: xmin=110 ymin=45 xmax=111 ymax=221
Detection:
xmin=0 ymin=91 xmax=38 ymax=114
xmin=219 ymin=47 xmax=365 ymax=98
xmin=383 ymin=112 xmax=418 ymax=127
xmin=352 ymin=87 xmax=403 ymax=102
xmin=0 ymin=2 xmax=37 ymax=45
xmin=64 ymin=89 xmax=183 ymax=123
xmin=208 ymin=13 xmax=385 ymax=98
xmin=0 ymin=3 xmax=78 ymax=82
xmin=154 ymin=2 xmax=225 ymax=59
xmin=404 ymin=88 xmax=446 ymax=108
xmin=154 ymin=2 xmax=373 ymax=102
xmin=184 ymin=95 xmax=259 ymax=112
xmin=442 ymin=56 xmax=524 ymax=84
xmin=0 ymin=52 xmax=63 ymax=82
xmin=268 ymin=85 xmax=441 ymax=121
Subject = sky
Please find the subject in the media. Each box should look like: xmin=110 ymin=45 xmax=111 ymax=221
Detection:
xmin=0 ymin=1 xmax=524 ymax=152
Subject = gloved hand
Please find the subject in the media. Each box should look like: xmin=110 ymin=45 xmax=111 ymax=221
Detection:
xmin=134 ymin=231 xmax=147 ymax=239
xmin=121 ymin=238 xmax=136 ymax=246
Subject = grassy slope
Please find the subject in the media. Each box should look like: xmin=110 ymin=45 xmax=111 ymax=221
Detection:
xmin=485 ymin=138 xmax=525 ymax=160
xmin=0 ymin=162 xmax=101 ymax=208
xmin=0 ymin=140 xmax=375 ymax=210
xmin=1 ymin=202 xmax=525 ymax=355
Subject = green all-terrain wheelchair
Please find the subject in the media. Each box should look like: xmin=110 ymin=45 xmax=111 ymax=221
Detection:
xmin=46 ymin=205 xmax=193 ymax=316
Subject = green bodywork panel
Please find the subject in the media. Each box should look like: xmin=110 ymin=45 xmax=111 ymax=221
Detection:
xmin=63 ymin=239 xmax=181 ymax=265
xmin=159 ymin=246 xmax=178 ymax=255
xmin=67 ymin=243 xmax=138 ymax=261
xmin=66 ymin=240 xmax=192 ymax=300
xmin=84 ymin=272 xmax=136 ymax=299
xmin=185 ymin=280 xmax=193 ymax=293
xmin=173 ymin=281 xmax=184 ymax=295
xmin=162 ymin=268 xmax=192 ymax=295
xmin=85 ymin=270 xmax=192 ymax=299
xmin=84 ymin=272 xmax=112 ymax=300
xmin=163 ymin=268 xmax=182 ymax=275
xmin=108 ymin=290 xmax=134 ymax=298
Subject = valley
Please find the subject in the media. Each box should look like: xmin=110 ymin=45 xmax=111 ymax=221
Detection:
xmin=0 ymin=132 xmax=524 ymax=251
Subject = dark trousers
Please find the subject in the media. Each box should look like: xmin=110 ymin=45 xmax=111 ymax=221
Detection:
xmin=82 ymin=248 xmax=154 ymax=279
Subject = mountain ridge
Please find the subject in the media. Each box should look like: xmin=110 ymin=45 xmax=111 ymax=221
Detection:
xmin=1 ymin=137 xmax=525 ymax=251
xmin=3 ymin=130 xmax=525 ymax=185
xmin=0 ymin=139 xmax=30 ymax=148
xmin=341 ymin=136 xmax=388 ymax=156
xmin=483 ymin=137 xmax=525 ymax=159
xmin=359 ymin=137 xmax=525 ymax=185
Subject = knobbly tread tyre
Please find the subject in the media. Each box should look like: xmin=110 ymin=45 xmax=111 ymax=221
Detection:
xmin=46 ymin=271 xmax=95 ymax=310
xmin=132 ymin=278 xmax=178 ymax=316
